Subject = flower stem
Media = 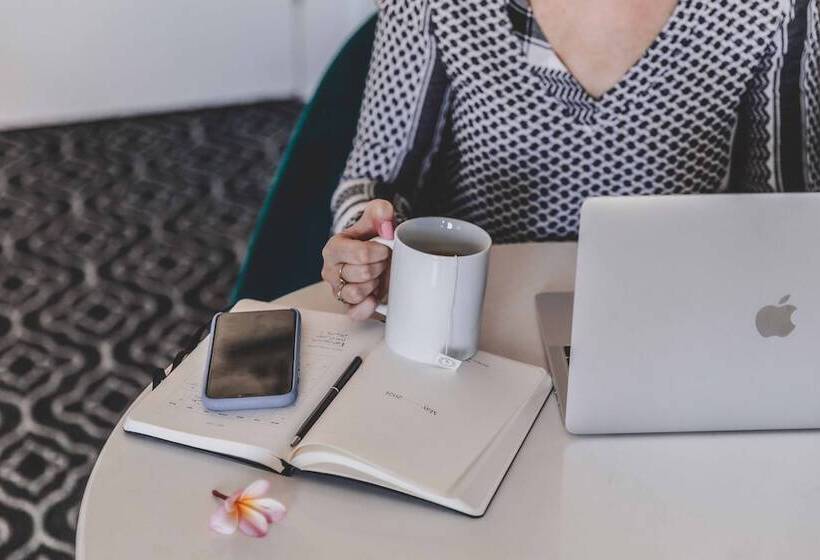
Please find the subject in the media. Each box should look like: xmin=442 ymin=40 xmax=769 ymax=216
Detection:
xmin=212 ymin=489 xmax=229 ymax=500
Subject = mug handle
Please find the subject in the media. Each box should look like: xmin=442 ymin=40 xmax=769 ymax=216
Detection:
xmin=370 ymin=236 xmax=394 ymax=316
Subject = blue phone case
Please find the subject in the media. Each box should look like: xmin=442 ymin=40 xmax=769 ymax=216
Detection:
xmin=201 ymin=309 xmax=300 ymax=411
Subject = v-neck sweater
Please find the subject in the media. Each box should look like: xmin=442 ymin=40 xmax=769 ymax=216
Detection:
xmin=331 ymin=0 xmax=819 ymax=241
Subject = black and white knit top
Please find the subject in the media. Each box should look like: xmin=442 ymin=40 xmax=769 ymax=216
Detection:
xmin=331 ymin=0 xmax=820 ymax=241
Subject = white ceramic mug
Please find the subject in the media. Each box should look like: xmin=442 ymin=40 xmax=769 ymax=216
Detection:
xmin=371 ymin=217 xmax=492 ymax=366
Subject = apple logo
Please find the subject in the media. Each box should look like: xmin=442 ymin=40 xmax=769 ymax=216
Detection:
xmin=755 ymin=295 xmax=797 ymax=338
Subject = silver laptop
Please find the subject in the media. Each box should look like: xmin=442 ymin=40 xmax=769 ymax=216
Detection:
xmin=537 ymin=193 xmax=820 ymax=434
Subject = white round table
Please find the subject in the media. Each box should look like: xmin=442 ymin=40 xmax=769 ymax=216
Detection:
xmin=77 ymin=242 xmax=820 ymax=559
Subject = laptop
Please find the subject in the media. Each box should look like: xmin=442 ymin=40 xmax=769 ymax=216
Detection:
xmin=536 ymin=193 xmax=820 ymax=434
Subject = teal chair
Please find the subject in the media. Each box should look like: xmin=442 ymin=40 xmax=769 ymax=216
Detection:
xmin=231 ymin=15 xmax=377 ymax=303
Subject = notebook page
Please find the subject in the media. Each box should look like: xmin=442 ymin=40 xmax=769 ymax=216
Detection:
xmin=296 ymin=342 xmax=547 ymax=495
xmin=124 ymin=302 xmax=383 ymax=461
xmin=449 ymin=374 xmax=552 ymax=513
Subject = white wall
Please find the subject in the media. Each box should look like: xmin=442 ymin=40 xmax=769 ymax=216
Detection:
xmin=0 ymin=0 xmax=376 ymax=130
xmin=293 ymin=0 xmax=376 ymax=100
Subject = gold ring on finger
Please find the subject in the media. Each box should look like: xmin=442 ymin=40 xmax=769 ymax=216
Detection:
xmin=336 ymin=277 xmax=347 ymax=304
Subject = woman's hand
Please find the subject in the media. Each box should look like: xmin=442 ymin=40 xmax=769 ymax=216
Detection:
xmin=321 ymin=200 xmax=394 ymax=320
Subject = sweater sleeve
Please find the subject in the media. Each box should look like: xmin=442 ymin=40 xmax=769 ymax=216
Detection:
xmin=730 ymin=0 xmax=819 ymax=192
xmin=330 ymin=0 xmax=451 ymax=234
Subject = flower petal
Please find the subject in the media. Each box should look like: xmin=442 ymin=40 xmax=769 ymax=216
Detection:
xmin=247 ymin=497 xmax=287 ymax=523
xmin=224 ymin=490 xmax=241 ymax=511
xmin=209 ymin=504 xmax=239 ymax=535
xmin=240 ymin=479 xmax=270 ymax=500
xmin=237 ymin=503 xmax=270 ymax=538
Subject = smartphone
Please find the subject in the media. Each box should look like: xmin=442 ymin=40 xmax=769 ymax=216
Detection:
xmin=202 ymin=309 xmax=300 ymax=411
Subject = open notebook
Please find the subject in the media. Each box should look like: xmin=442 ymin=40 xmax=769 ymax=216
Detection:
xmin=124 ymin=299 xmax=552 ymax=516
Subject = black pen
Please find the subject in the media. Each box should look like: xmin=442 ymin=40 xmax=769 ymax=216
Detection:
xmin=290 ymin=356 xmax=363 ymax=447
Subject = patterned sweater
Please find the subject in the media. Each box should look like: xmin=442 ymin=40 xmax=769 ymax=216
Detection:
xmin=331 ymin=0 xmax=820 ymax=241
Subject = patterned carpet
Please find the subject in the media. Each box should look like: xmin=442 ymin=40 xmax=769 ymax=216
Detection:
xmin=0 ymin=101 xmax=302 ymax=559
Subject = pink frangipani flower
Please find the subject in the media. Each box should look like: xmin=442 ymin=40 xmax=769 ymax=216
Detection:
xmin=209 ymin=479 xmax=286 ymax=537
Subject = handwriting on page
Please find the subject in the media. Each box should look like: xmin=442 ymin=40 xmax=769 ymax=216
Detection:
xmin=166 ymin=380 xmax=288 ymax=427
xmin=384 ymin=390 xmax=439 ymax=417
xmin=305 ymin=330 xmax=349 ymax=351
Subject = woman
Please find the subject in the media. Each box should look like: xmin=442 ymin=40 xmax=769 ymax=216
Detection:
xmin=322 ymin=0 xmax=819 ymax=319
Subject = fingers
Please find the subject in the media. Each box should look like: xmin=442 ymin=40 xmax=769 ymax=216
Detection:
xmin=320 ymin=264 xmax=381 ymax=303
xmin=322 ymin=236 xmax=390 ymax=266
xmin=347 ymin=296 xmax=378 ymax=321
xmin=340 ymin=279 xmax=379 ymax=305
xmin=320 ymin=200 xmax=394 ymax=321
xmin=339 ymin=261 xmax=387 ymax=283
xmin=343 ymin=199 xmax=395 ymax=240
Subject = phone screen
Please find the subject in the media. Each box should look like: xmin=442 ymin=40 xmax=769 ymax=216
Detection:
xmin=205 ymin=310 xmax=297 ymax=399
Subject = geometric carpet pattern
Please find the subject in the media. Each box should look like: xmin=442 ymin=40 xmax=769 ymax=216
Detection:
xmin=0 ymin=101 xmax=302 ymax=559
